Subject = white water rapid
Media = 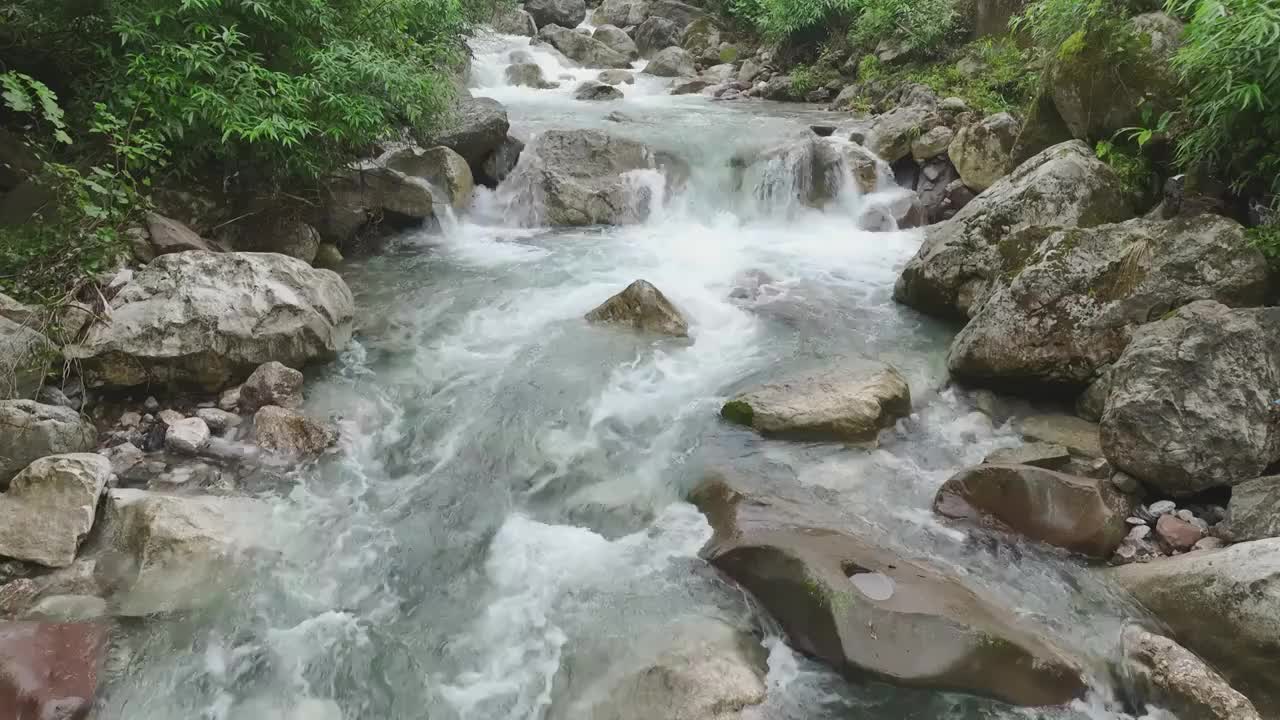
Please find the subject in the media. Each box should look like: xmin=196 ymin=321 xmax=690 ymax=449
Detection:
xmin=98 ymin=26 xmax=1182 ymax=720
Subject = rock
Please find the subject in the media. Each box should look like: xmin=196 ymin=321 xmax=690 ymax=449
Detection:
xmin=253 ymin=406 xmax=337 ymax=455
xmin=431 ymin=97 xmax=511 ymax=167
xmin=537 ymin=24 xmax=632 ymax=68
xmin=647 ymin=0 xmax=704 ymax=27
xmin=65 ymin=252 xmax=354 ymax=391
xmin=721 ymin=362 xmax=910 ymax=443
xmin=842 ymin=142 xmax=890 ymax=194
xmin=1128 ymin=524 xmax=1151 ymax=540
xmin=0 ymin=400 xmax=97 ymax=485
xmin=0 ymin=454 xmax=110 ymax=567
xmin=1154 ymin=513 xmax=1203 ymax=551
xmin=642 ymin=46 xmax=695 ymax=77
xmin=946 ymin=215 xmax=1268 ymax=391
xmin=492 ymin=4 xmax=537 ymax=34
xmin=525 ymin=0 xmax=587 ymax=29
xmin=101 ymin=489 xmax=273 ymax=615
xmin=894 ymin=141 xmax=1133 ymax=321
xmin=383 ymin=145 xmax=475 ymax=211
xmin=593 ymin=24 xmax=639 ymax=58
xmin=935 ymin=463 xmax=1135 ymax=556
xmin=1120 ymin=626 xmax=1262 ymax=720
xmin=574 ymin=80 xmax=625 ymax=100
xmin=164 ymin=417 xmax=210 ymax=455
xmin=195 ymin=408 xmax=240 ymax=433
xmin=145 ymin=212 xmax=217 ymax=255
xmin=1108 ymin=538 xmax=1280 ymax=715
xmin=737 ymin=59 xmax=761 ymax=85
xmin=584 ymin=280 xmax=688 ymax=336
xmin=756 ymin=74 xmax=800 ymax=101
xmin=691 ymin=475 xmax=1086 ymax=705
xmin=1049 ymin=13 xmax=1182 ymax=140
xmin=594 ymin=0 xmax=650 ymax=26
xmin=218 ymin=386 xmax=241 ymax=412
xmin=313 ymin=243 xmax=343 ymax=269
xmin=1 ymin=315 xmax=53 ymax=401
xmin=948 ymin=112 xmax=1019 ymax=191
xmin=503 ymin=129 xmax=674 ymax=226
xmin=156 ymin=409 xmax=184 ymax=427
xmin=1101 ymin=302 xmax=1280 ymax=495
xmin=672 ymin=78 xmax=715 ymax=95
xmin=910 ymin=125 xmax=954 ymax=161
xmin=1076 ymin=365 xmax=1112 ymax=422
xmin=864 ymin=105 xmax=939 ymax=162
xmin=983 ymin=442 xmax=1071 ymax=470
xmin=478 ymin=135 xmax=526 ymax=188
xmin=323 ymin=163 xmax=433 ymax=229
xmin=506 ymin=62 xmax=557 ymax=88
xmin=1221 ymin=476 xmax=1280 ymax=542
xmin=597 ymin=69 xmax=636 ymax=85
xmin=1018 ymin=414 xmax=1101 ymax=458
xmin=0 ymin=622 xmax=105 ymax=719
xmin=572 ymin=621 xmax=765 ymax=720
xmin=1111 ymin=471 xmax=1141 ymax=494
xmin=634 ymin=17 xmax=680 ymax=56
xmin=239 ymin=361 xmax=305 ymax=412
xmin=1193 ymin=536 xmax=1226 ymax=551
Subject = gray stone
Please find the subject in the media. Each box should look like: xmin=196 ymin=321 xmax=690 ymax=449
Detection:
xmin=164 ymin=417 xmax=210 ymax=455
xmin=65 ymin=252 xmax=353 ymax=392
xmin=156 ymin=409 xmax=184 ymax=427
xmin=195 ymin=408 xmax=240 ymax=433
xmin=948 ymin=113 xmax=1019 ymax=191
xmin=574 ymin=80 xmax=625 ymax=100
xmin=0 ymin=454 xmax=110 ymax=567
xmin=382 ymin=145 xmax=476 ymax=211
xmin=911 ymin=126 xmax=954 ymax=162
xmin=1018 ymin=414 xmax=1101 ymax=458
xmin=145 ymin=212 xmax=216 ymax=255
xmin=865 ymin=105 xmax=939 ymax=162
xmin=1101 ymin=302 xmax=1280 ymax=495
xmin=946 ymin=215 xmax=1268 ymax=391
xmin=737 ymin=59 xmax=761 ymax=85
xmin=593 ymin=24 xmax=638 ymax=59
xmin=722 ymin=361 xmax=911 ymax=443
xmin=492 ymin=4 xmax=537 ymax=35
xmin=537 ymin=24 xmax=632 ymax=68
xmin=239 ymin=361 xmax=304 ymax=412
xmin=594 ymin=0 xmax=650 ymax=27
xmin=585 ymin=280 xmax=688 ymax=336
xmin=253 ymin=406 xmax=337 ymax=455
xmin=1121 ymin=626 xmax=1261 ymax=720
xmin=597 ymin=69 xmax=636 ymax=85
xmin=0 ymin=400 xmax=96 ymax=484
xmin=478 ymin=135 xmax=526 ymax=187
xmin=525 ymin=0 xmax=587 ymax=29
xmin=894 ymin=141 xmax=1133 ymax=321
xmin=1221 ymin=476 xmax=1280 ymax=542
xmin=431 ymin=97 xmax=511 ymax=166
xmin=98 ymin=442 xmax=143 ymax=478
xmin=1128 ymin=524 xmax=1151 ymax=540
xmin=634 ymin=17 xmax=681 ymax=57
xmin=0 ymin=315 xmax=53 ymax=401
xmin=1111 ymin=471 xmax=1141 ymax=493
xmin=1193 ymin=536 xmax=1226 ymax=551
xmin=506 ymin=62 xmax=557 ymax=88
xmin=642 ymin=46 xmax=695 ymax=77
xmin=983 ymin=442 xmax=1071 ymax=471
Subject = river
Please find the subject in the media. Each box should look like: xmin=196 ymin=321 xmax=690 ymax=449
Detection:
xmin=97 ymin=24 xmax=1176 ymax=720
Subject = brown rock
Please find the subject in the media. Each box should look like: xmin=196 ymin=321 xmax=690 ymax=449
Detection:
xmin=0 ymin=622 xmax=105 ymax=719
xmin=1155 ymin=513 xmax=1203 ymax=551
xmin=585 ymin=280 xmax=689 ymax=337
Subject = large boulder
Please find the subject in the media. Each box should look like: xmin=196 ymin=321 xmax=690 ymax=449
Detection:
xmin=1049 ymin=13 xmax=1183 ymax=140
xmin=227 ymin=211 xmax=321 ymax=264
xmin=1221 ymin=476 xmax=1280 ymax=542
xmin=0 ymin=400 xmax=96 ymax=484
xmin=1100 ymin=301 xmax=1280 ymax=495
xmin=1107 ymin=538 xmax=1280 ymax=716
xmin=431 ymin=97 xmax=511 ymax=167
xmin=893 ymin=141 xmax=1133 ymax=321
xmin=536 ymin=24 xmax=632 ymax=68
xmin=0 ymin=316 xmax=53 ymax=400
xmin=324 ymin=163 xmax=435 ymax=225
xmin=647 ymin=0 xmax=705 ymax=27
xmin=1120 ymin=626 xmax=1262 ymax=720
xmin=933 ymin=463 xmax=1135 ymax=557
xmin=0 ymin=454 xmax=110 ymax=567
xmin=501 ymin=129 xmax=675 ymax=226
xmin=525 ymin=0 xmax=587 ymax=29
xmin=491 ymin=4 xmax=537 ymax=35
xmin=641 ymin=46 xmax=695 ymax=77
xmin=946 ymin=215 xmax=1269 ymax=391
xmin=383 ymin=145 xmax=475 ymax=211
xmin=691 ymin=475 xmax=1087 ymax=705
xmin=477 ymin=135 xmax=526 ymax=187
xmin=634 ymin=17 xmax=681 ymax=57
xmin=720 ymin=361 xmax=910 ymax=443
xmin=595 ymin=0 xmax=651 ymax=26
xmin=864 ymin=105 xmax=940 ymax=163
xmin=585 ymin=280 xmax=688 ymax=336
xmin=948 ymin=112 xmax=1019 ymax=191
xmin=101 ymin=489 xmax=274 ymax=615
xmin=0 ymin=622 xmax=106 ymax=720
xmin=64 ymin=252 xmax=354 ymax=392
xmin=594 ymin=24 xmax=639 ymax=59
xmin=730 ymin=137 xmax=876 ymax=211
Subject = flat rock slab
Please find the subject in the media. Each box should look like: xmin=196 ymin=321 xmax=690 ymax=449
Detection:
xmin=983 ymin=442 xmax=1071 ymax=470
xmin=722 ymin=362 xmax=910 ymax=443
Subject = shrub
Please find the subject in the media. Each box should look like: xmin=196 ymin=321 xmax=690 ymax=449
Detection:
xmin=904 ymin=38 xmax=1038 ymax=114
xmin=846 ymin=0 xmax=961 ymax=55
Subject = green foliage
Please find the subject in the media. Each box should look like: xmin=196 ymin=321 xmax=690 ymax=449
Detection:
xmin=789 ymin=61 xmax=842 ymax=94
xmin=1246 ymin=219 xmax=1280 ymax=262
xmin=1012 ymin=0 xmax=1125 ymax=51
xmin=845 ymin=0 xmax=960 ymax=55
xmin=729 ymin=0 xmax=859 ymax=40
xmin=857 ymin=54 xmax=884 ymax=81
xmin=903 ymin=39 xmax=1038 ymax=114
xmin=1094 ymin=139 xmax=1151 ymax=201
xmin=1167 ymin=0 xmax=1280 ymax=196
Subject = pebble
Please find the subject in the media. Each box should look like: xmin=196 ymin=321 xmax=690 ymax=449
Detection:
xmin=157 ymin=409 xmax=185 ymax=426
xmin=1176 ymin=509 xmax=1196 ymax=522
xmin=219 ymin=386 xmax=242 ymax=412
xmin=118 ymin=411 xmax=142 ymax=429
xmin=1125 ymin=516 xmax=1147 ymax=525
xmin=1193 ymin=536 xmax=1227 ymax=551
xmin=195 ymin=408 xmax=241 ymax=433
xmin=144 ymin=396 xmax=160 ymax=411
xmin=1147 ymin=500 xmax=1176 ymax=516
xmin=1127 ymin=524 xmax=1152 ymax=540
xmin=1155 ymin=514 xmax=1203 ymax=551
xmin=164 ymin=417 xmax=211 ymax=454
xmin=1188 ymin=516 xmax=1209 ymax=532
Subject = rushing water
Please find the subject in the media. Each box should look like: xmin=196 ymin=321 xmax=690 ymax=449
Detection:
xmin=100 ymin=26 xmax=1180 ymax=720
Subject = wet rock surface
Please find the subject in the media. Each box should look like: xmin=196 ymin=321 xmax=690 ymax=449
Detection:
xmin=585 ymin=280 xmax=689 ymax=336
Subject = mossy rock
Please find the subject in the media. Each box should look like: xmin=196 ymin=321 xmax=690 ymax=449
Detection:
xmin=719 ymin=45 xmax=739 ymax=63
xmin=721 ymin=399 xmax=755 ymax=427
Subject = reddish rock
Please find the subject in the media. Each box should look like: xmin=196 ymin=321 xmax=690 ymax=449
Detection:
xmin=0 ymin=622 xmax=106 ymax=720
xmin=1155 ymin=514 xmax=1204 ymax=551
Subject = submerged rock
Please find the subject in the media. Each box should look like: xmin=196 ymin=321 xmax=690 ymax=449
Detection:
xmin=1120 ymin=626 xmax=1261 ymax=720
xmin=1107 ymin=538 xmax=1280 ymax=715
xmin=690 ymin=475 xmax=1086 ymax=705
xmin=1101 ymin=301 xmax=1280 ymax=495
xmin=65 ymin=252 xmax=354 ymax=392
xmin=585 ymin=280 xmax=689 ymax=336
xmin=894 ymin=141 xmax=1132 ymax=321
xmin=574 ymin=80 xmax=625 ymax=101
xmin=721 ymin=362 xmax=910 ymax=443
xmin=253 ymin=406 xmax=337 ymax=456
xmin=0 ymin=454 xmax=110 ymax=567
xmin=506 ymin=62 xmax=558 ymax=89
xmin=597 ymin=69 xmax=636 ymax=85
xmin=0 ymin=400 xmax=97 ymax=484
xmin=935 ymin=463 xmax=1135 ymax=556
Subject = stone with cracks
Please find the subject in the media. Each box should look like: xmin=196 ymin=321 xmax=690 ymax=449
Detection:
xmin=721 ymin=361 xmax=910 ymax=443
xmin=253 ymin=406 xmax=337 ymax=455
xmin=894 ymin=141 xmax=1132 ymax=321
xmin=690 ymin=475 xmax=1087 ymax=705
xmin=947 ymin=112 xmax=1019 ymax=191
xmin=593 ymin=24 xmax=639 ymax=59
xmin=641 ymin=46 xmax=695 ymax=77
xmin=525 ymin=0 xmax=587 ymax=29
xmin=634 ymin=17 xmax=680 ymax=57
xmin=164 ymin=417 xmax=210 ymax=455
xmin=64 ymin=252 xmax=354 ymax=392
xmin=0 ymin=454 xmax=109 ymax=567
xmin=1100 ymin=301 xmax=1280 ymax=495
xmin=1120 ymin=626 xmax=1261 ymax=720
xmin=864 ymin=105 xmax=940 ymax=163
xmin=537 ymin=25 xmax=632 ymax=68
xmin=430 ymin=97 xmax=511 ymax=167
xmin=0 ymin=400 xmax=96 ymax=484
xmin=0 ymin=315 xmax=53 ymax=401
xmin=934 ymin=463 xmax=1135 ymax=557
xmin=324 ymin=163 xmax=434 ymax=222
xmin=238 ymin=360 xmax=304 ymax=412
xmin=585 ymin=280 xmax=689 ymax=336
xmin=1221 ymin=476 xmax=1280 ymax=542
